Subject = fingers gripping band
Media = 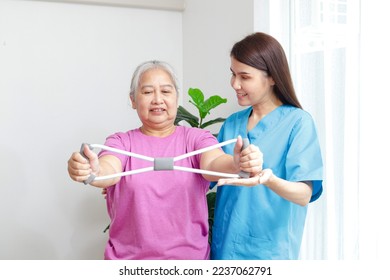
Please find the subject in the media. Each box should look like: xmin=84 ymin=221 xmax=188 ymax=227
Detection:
xmin=80 ymin=143 xmax=93 ymax=158
xmin=80 ymin=143 xmax=96 ymax=185
xmin=154 ymin=158 xmax=174 ymax=171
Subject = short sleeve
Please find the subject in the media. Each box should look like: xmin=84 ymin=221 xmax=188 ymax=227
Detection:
xmin=286 ymin=112 xmax=323 ymax=202
xmin=185 ymin=127 xmax=220 ymax=167
xmin=98 ymin=132 xmax=129 ymax=170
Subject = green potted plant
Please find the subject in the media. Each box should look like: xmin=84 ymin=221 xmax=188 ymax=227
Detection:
xmin=175 ymin=87 xmax=227 ymax=244
xmin=174 ymin=87 xmax=227 ymax=136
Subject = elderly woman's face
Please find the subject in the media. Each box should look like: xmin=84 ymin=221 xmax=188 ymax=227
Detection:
xmin=131 ymin=68 xmax=178 ymax=130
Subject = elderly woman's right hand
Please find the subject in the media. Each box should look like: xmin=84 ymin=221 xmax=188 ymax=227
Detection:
xmin=67 ymin=145 xmax=100 ymax=183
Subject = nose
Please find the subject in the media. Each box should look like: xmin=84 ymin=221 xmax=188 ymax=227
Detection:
xmin=231 ymin=76 xmax=241 ymax=90
xmin=152 ymin=91 xmax=163 ymax=104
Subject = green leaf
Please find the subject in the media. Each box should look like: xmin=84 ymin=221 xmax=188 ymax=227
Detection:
xmin=174 ymin=105 xmax=200 ymax=127
xmin=175 ymin=88 xmax=228 ymax=132
xmin=201 ymin=96 xmax=228 ymax=114
xmin=200 ymin=117 xmax=226 ymax=129
xmin=188 ymin=88 xmax=205 ymax=107
xmin=196 ymin=95 xmax=227 ymax=120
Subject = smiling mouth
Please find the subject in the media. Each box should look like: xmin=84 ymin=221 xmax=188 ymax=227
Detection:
xmin=150 ymin=108 xmax=166 ymax=112
xmin=237 ymin=93 xmax=248 ymax=97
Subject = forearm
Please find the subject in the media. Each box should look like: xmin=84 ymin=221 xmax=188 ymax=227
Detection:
xmin=202 ymin=153 xmax=239 ymax=182
xmin=264 ymin=174 xmax=313 ymax=206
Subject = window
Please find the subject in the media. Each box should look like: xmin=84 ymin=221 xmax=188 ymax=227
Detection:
xmin=290 ymin=0 xmax=361 ymax=260
xmin=255 ymin=0 xmax=361 ymax=259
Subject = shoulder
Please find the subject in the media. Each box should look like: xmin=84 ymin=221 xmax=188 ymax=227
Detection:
xmin=105 ymin=129 xmax=135 ymax=140
xmin=104 ymin=129 xmax=138 ymax=148
xmin=175 ymin=125 xmax=213 ymax=138
xmin=175 ymin=126 xmax=218 ymax=148
xmin=283 ymin=106 xmax=321 ymax=148
xmin=282 ymin=105 xmax=317 ymax=127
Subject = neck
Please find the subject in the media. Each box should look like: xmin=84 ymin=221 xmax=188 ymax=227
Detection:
xmin=248 ymin=98 xmax=283 ymax=131
xmin=251 ymin=95 xmax=283 ymax=119
xmin=140 ymin=125 xmax=176 ymax=137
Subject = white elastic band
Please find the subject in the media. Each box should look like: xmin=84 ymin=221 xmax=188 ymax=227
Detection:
xmin=91 ymin=144 xmax=154 ymax=162
xmin=93 ymin=167 xmax=154 ymax=181
xmin=173 ymin=138 xmax=237 ymax=161
xmin=173 ymin=166 xmax=239 ymax=178
xmin=87 ymin=137 xmax=241 ymax=182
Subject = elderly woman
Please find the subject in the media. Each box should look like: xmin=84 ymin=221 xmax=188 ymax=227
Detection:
xmin=67 ymin=60 xmax=262 ymax=260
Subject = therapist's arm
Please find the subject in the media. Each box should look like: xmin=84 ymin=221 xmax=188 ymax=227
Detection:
xmin=217 ymin=170 xmax=312 ymax=206
xmin=263 ymin=174 xmax=312 ymax=206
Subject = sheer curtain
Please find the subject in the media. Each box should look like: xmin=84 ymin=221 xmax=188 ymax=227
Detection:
xmin=357 ymin=0 xmax=390 ymax=261
xmin=290 ymin=0 xmax=390 ymax=260
xmin=256 ymin=0 xmax=390 ymax=260
xmin=291 ymin=0 xmax=361 ymax=260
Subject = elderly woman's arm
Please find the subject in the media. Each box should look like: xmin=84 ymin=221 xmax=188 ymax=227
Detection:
xmin=200 ymin=137 xmax=263 ymax=182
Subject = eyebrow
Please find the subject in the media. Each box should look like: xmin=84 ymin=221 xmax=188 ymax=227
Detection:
xmin=230 ymin=67 xmax=251 ymax=75
xmin=140 ymin=84 xmax=174 ymax=89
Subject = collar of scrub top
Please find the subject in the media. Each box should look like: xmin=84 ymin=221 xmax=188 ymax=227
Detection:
xmin=80 ymin=138 xmax=250 ymax=185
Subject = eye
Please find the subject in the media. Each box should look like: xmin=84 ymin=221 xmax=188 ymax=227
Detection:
xmin=161 ymin=86 xmax=174 ymax=95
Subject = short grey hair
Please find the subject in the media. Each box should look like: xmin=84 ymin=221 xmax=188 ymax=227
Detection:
xmin=129 ymin=60 xmax=180 ymax=99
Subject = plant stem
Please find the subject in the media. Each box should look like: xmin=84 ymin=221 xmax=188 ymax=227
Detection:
xmin=199 ymin=117 xmax=204 ymax=128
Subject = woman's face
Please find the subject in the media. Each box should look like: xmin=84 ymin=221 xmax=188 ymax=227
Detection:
xmin=131 ymin=68 xmax=178 ymax=131
xmin=230 ymin=57 xmax=275 ymax=107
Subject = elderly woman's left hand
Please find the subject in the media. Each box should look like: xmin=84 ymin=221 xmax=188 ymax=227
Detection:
xmin=234 ymin=136 xmax=263 ymax=176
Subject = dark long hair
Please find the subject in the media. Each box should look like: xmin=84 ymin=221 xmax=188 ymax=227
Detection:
xmin=231 ymin=32 xmax=302 ymax=109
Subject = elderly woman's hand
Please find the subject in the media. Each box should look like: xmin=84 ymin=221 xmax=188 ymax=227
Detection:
xmin=67 ymin=144 xmax=100 ymax=183
xmin=233 ymin=136 xmax=263 ymax=177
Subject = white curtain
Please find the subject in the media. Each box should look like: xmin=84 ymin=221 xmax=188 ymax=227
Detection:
xmin=285 ymin=0 xmax=390 ymax=260
xmin=255 ymin=0 xmax=390 ymax=260
xmin=290 ymin=0 xmax=360 ymax=260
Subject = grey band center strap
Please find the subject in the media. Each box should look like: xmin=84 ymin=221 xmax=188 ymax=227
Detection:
xmin=154 ymin=157 xmax=174 ymax=170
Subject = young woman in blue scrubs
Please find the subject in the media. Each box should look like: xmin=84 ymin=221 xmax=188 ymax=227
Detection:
xmin=211 ymin=32 xmax=323 ymax=260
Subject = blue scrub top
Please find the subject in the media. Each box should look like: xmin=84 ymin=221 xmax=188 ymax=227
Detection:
xmin=211 ymin=105 xmax=323 ymax=260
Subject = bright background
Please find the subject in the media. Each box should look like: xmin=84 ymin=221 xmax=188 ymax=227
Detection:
xmin=1 ymin=0 xmax=389 ymax=260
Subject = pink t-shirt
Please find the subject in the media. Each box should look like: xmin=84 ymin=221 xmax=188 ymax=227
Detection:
xmin=99 ymin=126 xmax=219 ymax=260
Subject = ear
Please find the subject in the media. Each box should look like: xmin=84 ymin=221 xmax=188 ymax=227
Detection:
xmin=130 ymin=95 xmax=136 ymax=109
xmin=269 ymin=76 xmax=276 ymax=86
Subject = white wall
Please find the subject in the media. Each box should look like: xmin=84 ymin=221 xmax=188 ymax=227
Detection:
xmin=182 ymin=0 xmax=255 ymax=134
xmin=0 ymin=0 xmax=182 ymax=259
